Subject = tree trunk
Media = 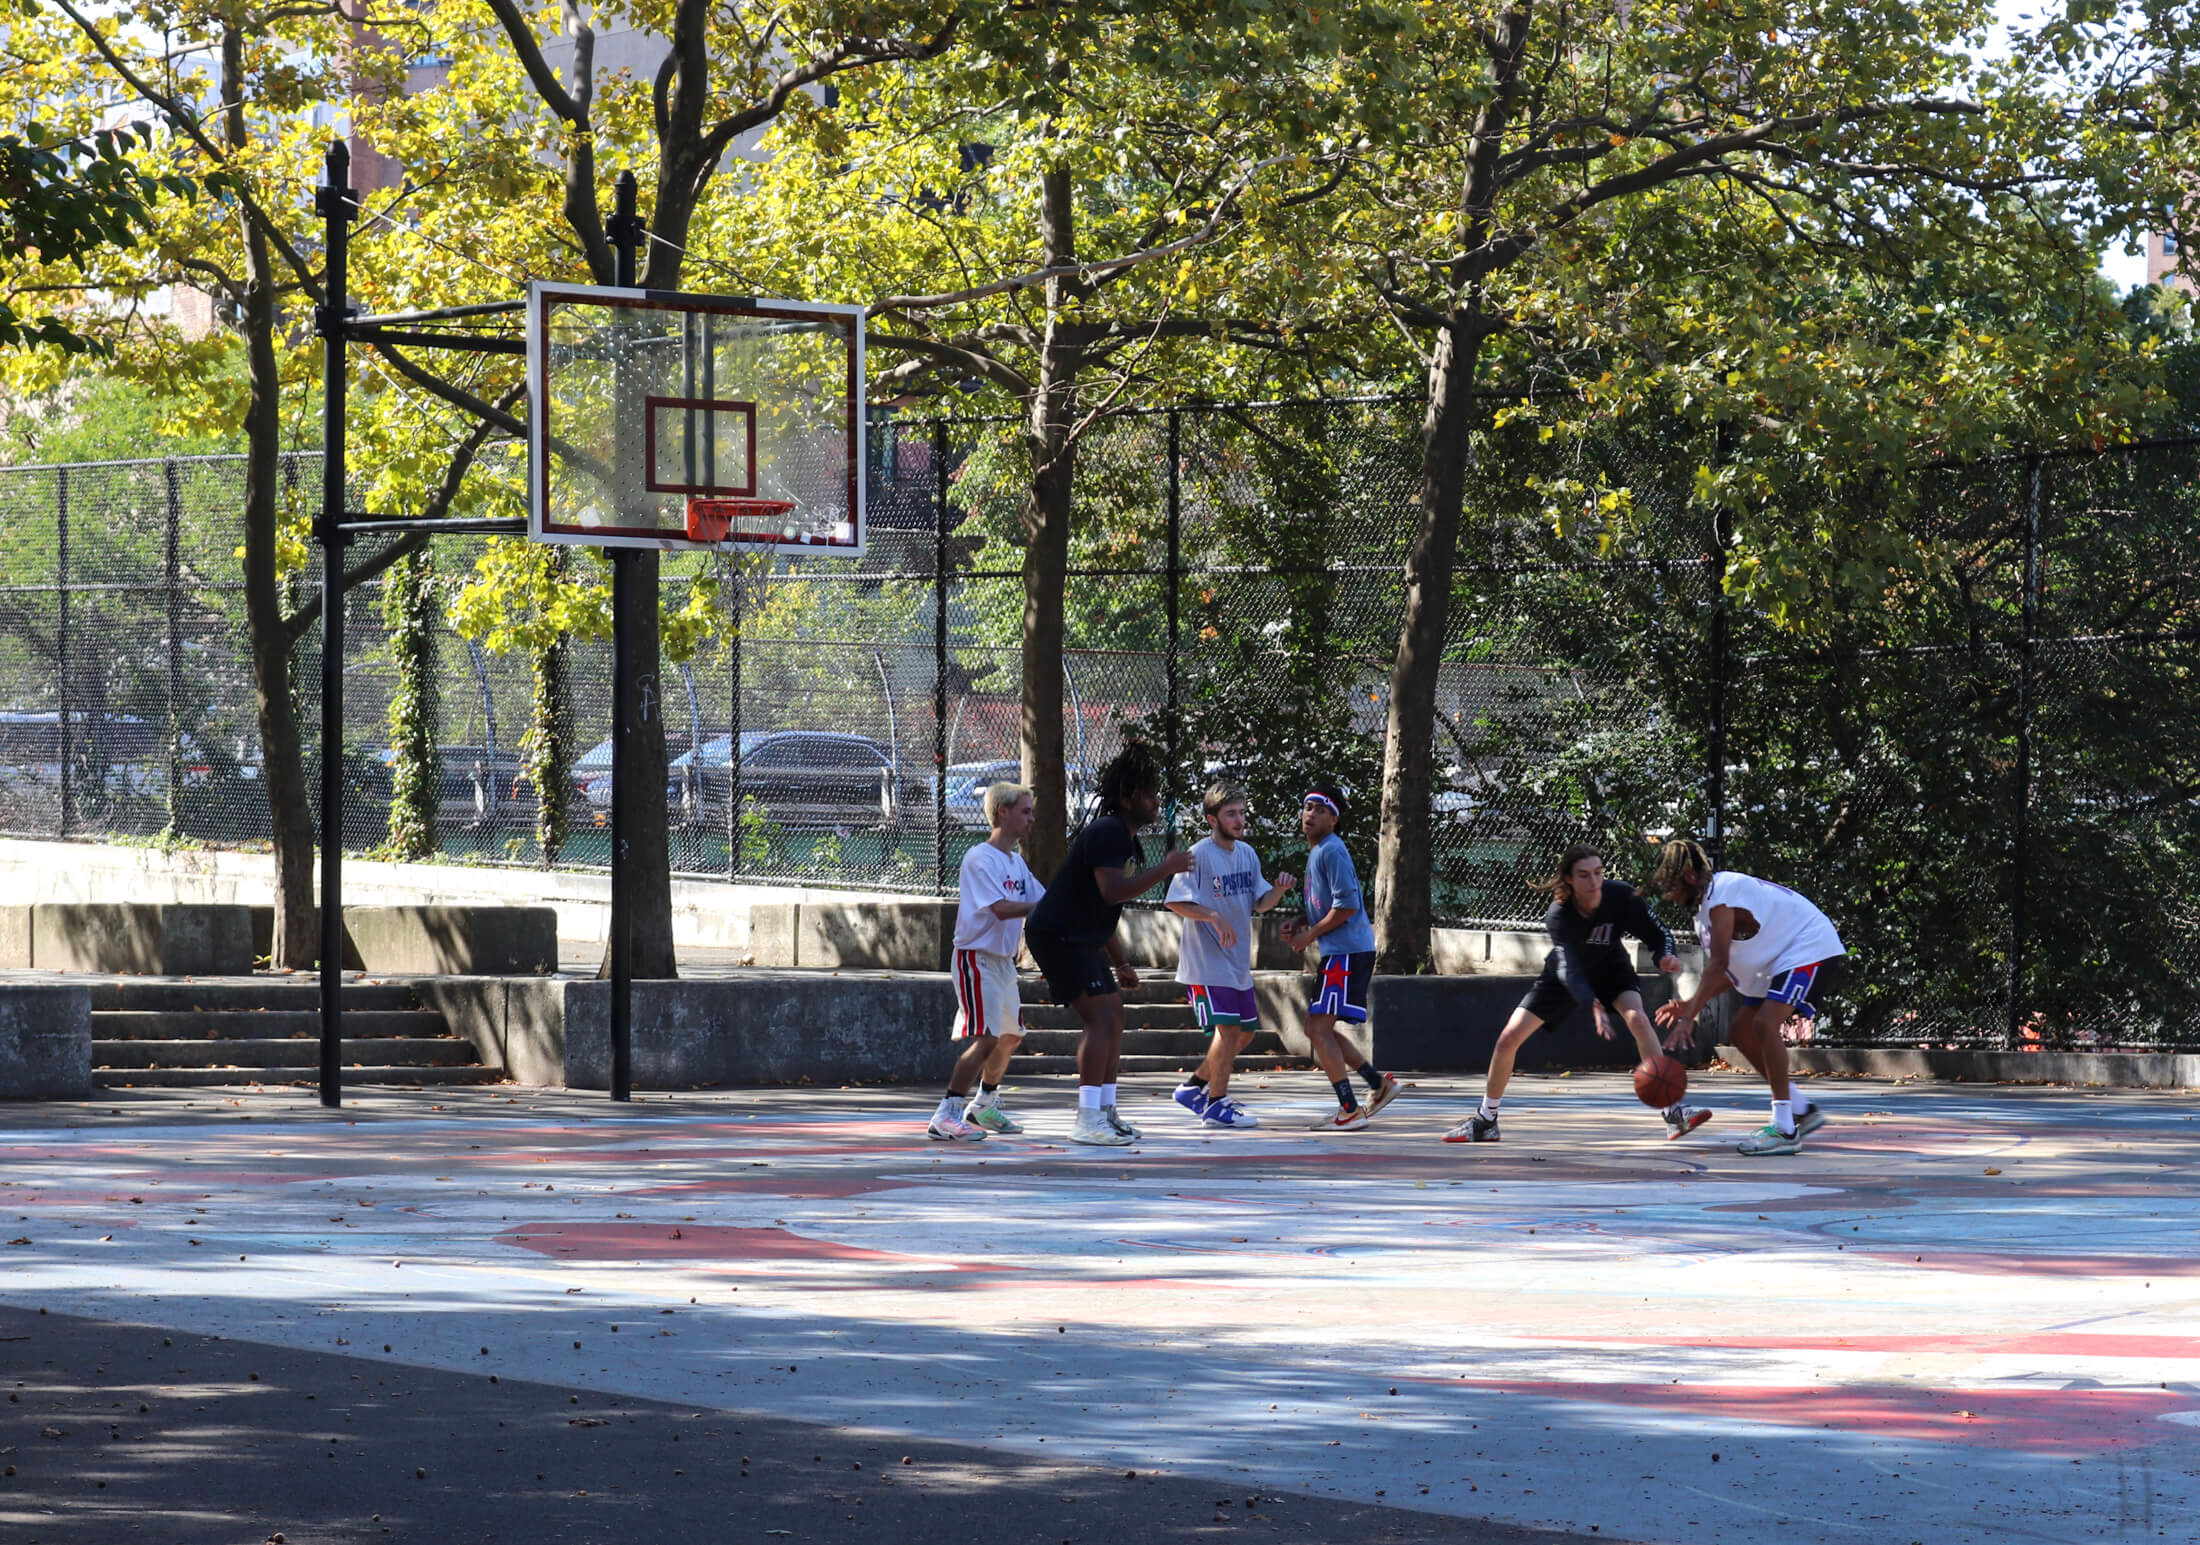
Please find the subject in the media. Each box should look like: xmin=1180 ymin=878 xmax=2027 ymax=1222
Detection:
xmin=226 ymin=24 xmax=316 ymax=969
xmin=1018 ymin=165 xmax=1084 ymax=882
xmin=1372 ymin=321 xmax=1482 ymax=973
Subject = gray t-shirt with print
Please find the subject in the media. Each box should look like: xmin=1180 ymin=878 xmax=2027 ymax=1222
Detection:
xmin=1167 ymin=835 xmax=1268 ymax=990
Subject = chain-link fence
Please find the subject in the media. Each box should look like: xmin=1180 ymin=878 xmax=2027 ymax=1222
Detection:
xmin=1 ymin=410 xmax=2195 ymax=1048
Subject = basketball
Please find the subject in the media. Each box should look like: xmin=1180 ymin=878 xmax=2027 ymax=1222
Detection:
xmin=1634 ymin=1054 xmax=1687 ymax=1108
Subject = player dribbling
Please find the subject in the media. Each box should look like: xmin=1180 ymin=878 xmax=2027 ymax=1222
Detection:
xmin=1651 ymin=837 xmax=1847 ymax=1156
xmin=1443 ymin=845 xmax=1709 ymax=1144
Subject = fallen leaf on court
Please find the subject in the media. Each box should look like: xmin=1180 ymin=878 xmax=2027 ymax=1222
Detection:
xmin=1983 ymin=1167 xmax=2002 ymax=1175
xmin=569 ymin=1417 xmax=609 ymax=1427
xmin=6 ymin=1238 xmax=27 ymax=1246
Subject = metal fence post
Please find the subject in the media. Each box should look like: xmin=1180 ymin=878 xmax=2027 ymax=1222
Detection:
xmin=1704 ymin=428 xmax=1732 ymax=863
xmin=933 ymin=417 xmax=949 ymax=893
xmin=314 ymin=139 xmax=357 ymax=1110
xmin=55 ymin=466 xmax=71 ymax=838
xmin=2008 ymin=456 xmax=2042 ymax=1050
xmin=164 ymin=460 xmax=184 ymax=832
xmin=1165 ymin=408 xmax=1181 ymax=800
xmin=725 ymin=558 xmax=742 ymax=880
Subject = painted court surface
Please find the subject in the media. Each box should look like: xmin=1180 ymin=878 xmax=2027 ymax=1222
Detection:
xmin=2 ymin=1071 xmax=2196 ymax=1543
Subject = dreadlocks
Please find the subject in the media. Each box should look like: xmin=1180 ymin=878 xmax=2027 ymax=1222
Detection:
xmin=1096 ymin=740 xmax=1163 ymax=818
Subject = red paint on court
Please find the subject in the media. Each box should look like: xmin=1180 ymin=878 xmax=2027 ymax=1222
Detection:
xmin=1445 ymin=1378 xmax=2197 ymax=1452
xmin=497 ymin=1221 xmax=990 ymax=1267
xmin=1530 ymin=1332 xmax=2200 ymax=1360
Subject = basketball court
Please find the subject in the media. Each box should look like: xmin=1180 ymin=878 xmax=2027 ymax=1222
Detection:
xmin=3 ymin=1071 xmax=2195 ymax=1542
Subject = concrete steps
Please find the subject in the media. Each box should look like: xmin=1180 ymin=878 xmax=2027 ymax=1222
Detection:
xmin=88 ymin=976 xmax=503 ymax=1089
xmin=1012 ymin=969 xmax=1313 ymax=1077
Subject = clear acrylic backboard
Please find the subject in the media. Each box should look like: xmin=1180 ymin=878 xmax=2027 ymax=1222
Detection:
xmin=526 ymin=282 xmax=865 ymax=554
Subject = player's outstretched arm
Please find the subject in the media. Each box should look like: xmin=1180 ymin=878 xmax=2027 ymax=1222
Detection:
xmin=1622 ymin=890 xmax=1680 ymax=972
xmin=1096 ymin=848 xmax=1194 ymax=904
xmin=1657 ymin=906 xmax=1736 ymax=1045
xmin=1256 ymin=872 xmax=1295 ymax=912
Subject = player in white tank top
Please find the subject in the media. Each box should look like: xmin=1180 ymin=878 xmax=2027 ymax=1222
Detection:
xmin=1651 ymin=839 xmax=1847 ymax=1156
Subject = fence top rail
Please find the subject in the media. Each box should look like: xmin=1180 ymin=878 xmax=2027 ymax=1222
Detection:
xmin=0 ymin=451 xmax=319 ymax=475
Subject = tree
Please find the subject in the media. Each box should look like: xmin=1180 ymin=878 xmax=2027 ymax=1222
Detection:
xmin=347 ymin=0 xmax=973 ymax=976
xmin=1294 ymin=0 xmax=2183 ymax=970
xmin=737 ymin=6 xmax=1356 ymax=876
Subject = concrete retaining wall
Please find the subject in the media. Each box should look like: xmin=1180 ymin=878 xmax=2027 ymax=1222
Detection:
xmin=1740 ymin=1044 xmax=2200 ymax=1090
xmin=0 ymin=985 xmax=93 ymax=1099
xmin=0 ymin=904 xmax=256 ymax=974
xmin=0 ymin=836 xmax=893 ymax=955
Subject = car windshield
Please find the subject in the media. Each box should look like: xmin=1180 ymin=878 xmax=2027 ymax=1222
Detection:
xmin=668 ymin=732 xmax=772 ymax=770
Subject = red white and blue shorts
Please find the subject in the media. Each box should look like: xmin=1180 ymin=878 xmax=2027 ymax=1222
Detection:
xmin=1743 ymin=959 xmax=1839 ymax=1021
xmin=1308 ymin=951 xmax=1374 ymax=1024
xmin=951 ymin=948 xmax=1028 ymax=1041
xmin=1185 ymin=983 xmax=1260 ymax=1031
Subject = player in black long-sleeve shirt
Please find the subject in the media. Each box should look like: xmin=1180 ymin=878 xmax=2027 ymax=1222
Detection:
xmin=1442 ymin=846 xmax=1710 ymax=1144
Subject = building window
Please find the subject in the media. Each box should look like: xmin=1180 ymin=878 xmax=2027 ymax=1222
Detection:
xmin=2167 ymin=232 xmax=2182 ymax=255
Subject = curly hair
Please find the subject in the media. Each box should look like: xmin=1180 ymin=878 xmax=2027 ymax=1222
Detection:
xmin=1649 ymin=836 xmax=1714 ymax=907
xmin=1096 ymin=740 xmax=1163 ymax=817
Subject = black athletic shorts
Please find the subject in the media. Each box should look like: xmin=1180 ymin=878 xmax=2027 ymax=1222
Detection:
xmin=1025 ymin=928 xmax=1118 ymax=1006
xmin=1517 ymin=948 xmax=1641 ymax=1026
xmin=1308 ymin=951 xmax=1375 ymax=1024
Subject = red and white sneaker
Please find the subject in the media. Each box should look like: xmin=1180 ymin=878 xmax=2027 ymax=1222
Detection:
xmin=1359 ymin=1072 xmax=1403 ymax=1121
xmin=1308 ymin=1103 xmax=1371 ymax=1132
xmin=1662 ymin=1106 xmax=1713 ymax=1140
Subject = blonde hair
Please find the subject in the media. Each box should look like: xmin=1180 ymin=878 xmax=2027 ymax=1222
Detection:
xmin=1202 ymin=781 xmax=1248 ymax=820
xmin=983 ymin=780 xmax=1033 ymax=825
xmin=1650 ymin=836 xmax=1714 ymax=906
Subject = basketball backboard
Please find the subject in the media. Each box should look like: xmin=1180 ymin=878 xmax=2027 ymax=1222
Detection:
xmin=526 ymin=282 xmax=865 ymax=554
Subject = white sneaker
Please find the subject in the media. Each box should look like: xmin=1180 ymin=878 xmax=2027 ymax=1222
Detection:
xmin=1070 ymin=1108 xmax=1134 ymax=1147
xmin=1103 ymin=1103 xmax=1141 ymax=1140
xmin=927 ymin=1111 xmax=987 ymax=1142
xmin=967 ymin=1099 xmax=1024 ymax=1135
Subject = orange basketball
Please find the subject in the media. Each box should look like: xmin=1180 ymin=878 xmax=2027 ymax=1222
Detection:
xmin=1634 ymin=1054 xmax=1687 ymax=1108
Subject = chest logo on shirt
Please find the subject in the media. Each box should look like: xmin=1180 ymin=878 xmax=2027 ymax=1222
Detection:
xmin=1002 ymin=877 xmax=1028 ymax=897
xmin=1211 ymin=872 xmax=1256 ymax=899
xmin=1589 ymin=924 xmax=1613 ymax=945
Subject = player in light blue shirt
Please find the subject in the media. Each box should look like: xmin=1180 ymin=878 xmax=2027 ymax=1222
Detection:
xmin=1279 ymin=780 xmax=1401 ymax=1131
xmin=1164 ymin=784 xmax=1295 ymax=1129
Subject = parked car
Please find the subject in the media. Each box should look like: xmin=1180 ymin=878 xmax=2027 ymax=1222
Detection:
xmin=667 ymin=730 xmax=919 ymax=831
xmin=939 ymin=759 xmax=1097 ymax=829
xmin=378 ymin=744 xmax=532 ymax=828
xmin=0 ymin=710 xmax=218 ymax=799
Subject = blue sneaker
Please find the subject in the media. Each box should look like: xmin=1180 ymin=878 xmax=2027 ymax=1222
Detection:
xmin=1201 ymin=1096 xmax=1259 ymax=1130
xmin=1173 ymin=1082 xmax=1211 ymax=1118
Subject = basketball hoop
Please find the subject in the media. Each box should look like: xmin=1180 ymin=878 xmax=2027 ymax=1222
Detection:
xmin=686 ymin=495 xmax=798 ymax=544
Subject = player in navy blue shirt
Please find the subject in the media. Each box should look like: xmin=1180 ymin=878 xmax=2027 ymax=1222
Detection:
xmin=1278 ymin=780 xmax=1401 ymax=1130
xmin=1444 ymin=846 xmax=1708 ymax=1145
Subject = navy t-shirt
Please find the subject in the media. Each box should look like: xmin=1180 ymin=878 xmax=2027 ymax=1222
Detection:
xmin=1029 ymin=814 xmax=1144 ymax=946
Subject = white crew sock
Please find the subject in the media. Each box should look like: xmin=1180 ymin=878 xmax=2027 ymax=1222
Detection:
xmin=1101 ymin=1082 xmax=1119 ymax=1108
xmin=1078 ymin=1085 xmax=1104 ymax=1110
xmin=1479 ymin=1096 xmax=1502 ymax=1118
xmin=1771 ymin=1098 xmax=1794 ymax=1136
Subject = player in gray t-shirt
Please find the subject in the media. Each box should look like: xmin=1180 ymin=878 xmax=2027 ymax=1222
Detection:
xmin=1164 ymin=784 xmax=1294 ymax=1129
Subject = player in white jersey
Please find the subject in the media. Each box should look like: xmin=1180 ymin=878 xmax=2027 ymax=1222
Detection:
xmin=928 ymin=783 xmax=1041 ymax=1141
xmin=1651 ymin=838 xmax=1847 ymax=1156
xmin=1165 ymin=783 xmax=1295 ymax=1129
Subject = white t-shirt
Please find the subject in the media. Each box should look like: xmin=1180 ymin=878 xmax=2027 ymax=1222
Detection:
xmin=954 ymin=841 xmax=1039 ymax=956
xmin=1697 ymin=871 xmax=1845 ymax=998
